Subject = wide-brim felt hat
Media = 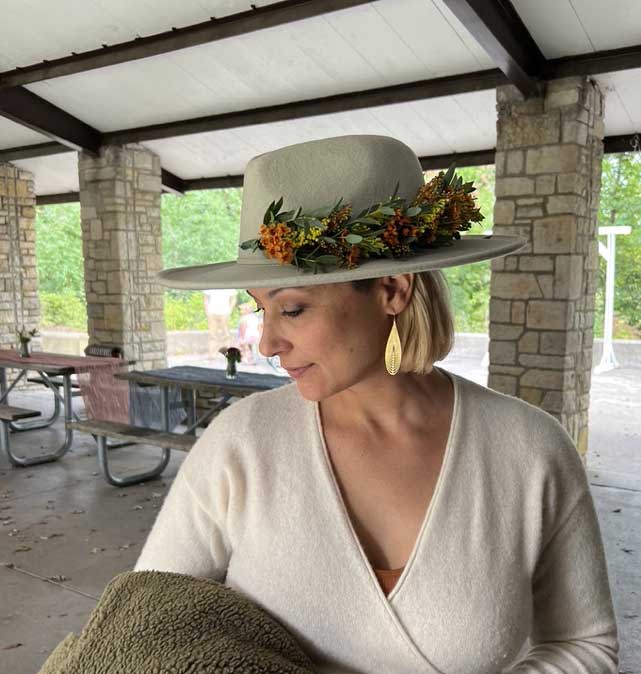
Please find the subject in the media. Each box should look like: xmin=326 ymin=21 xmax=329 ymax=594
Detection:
xmin=158 ymin=135 xmax=527 ymax=290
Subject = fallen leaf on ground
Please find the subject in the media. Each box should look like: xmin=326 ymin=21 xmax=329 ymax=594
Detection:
xmin=71 ymin=509 xmax=85 ymax=514
xmin=0 ymin=643 xmax=22 ymax=651
xmin=131 ymin=505 xmax=143 ymax=511
xmin=90 ymin=547 xmax=106 ymax=554
xmin=48 ymin=575 xmax=69 ymax=582
xmin=613 ymin=508 xmax=622 ymax=513
xmin=13 ymin=545 xmax=31 ymax=553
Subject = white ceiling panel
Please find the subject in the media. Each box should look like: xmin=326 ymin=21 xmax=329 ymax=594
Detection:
xmin=512 ymin=0 xmax=641 ymax=59
xmin=11 ymin=152 xmax=79 ymax=195
xmin=0 ymin=118 xmax=51 ymax=149
xmin=596 ymin=69 xmax=641 ymax=137
xmin=144 ymin=90 xmax=497 ymax=180
xmin=21 ymin=0 xmax=492 ymax=135
xmin=0 ymin=0 xmax=283 ymax=69
xmin=566 ymin=0 xmax=641 ymax=52
xmin=511 ymin=0 xmax=592 ymax=59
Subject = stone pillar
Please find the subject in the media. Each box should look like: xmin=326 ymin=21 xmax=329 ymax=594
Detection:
xmin=0 ymin=164 xmax=42 ymax=352
xmin=489 ymin=76 xmax=605 ymax=459
xmin=78 ymin=145 xmax=166 ymax=369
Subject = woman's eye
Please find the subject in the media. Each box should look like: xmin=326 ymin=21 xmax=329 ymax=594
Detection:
xmin=283 ymin=308 xmax=304 ymax=318
xmin=253 ymin=307 xmax=304 ymax=318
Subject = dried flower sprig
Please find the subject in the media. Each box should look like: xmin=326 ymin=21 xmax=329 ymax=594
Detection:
xmin=17 ymin=326 xmax=39 ymax=342
xmin=239 ymin=166 xmax=484 ymax=273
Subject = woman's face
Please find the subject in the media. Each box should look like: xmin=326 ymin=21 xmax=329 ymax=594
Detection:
xmin=246 ymin=281 xmax=392 ymax=402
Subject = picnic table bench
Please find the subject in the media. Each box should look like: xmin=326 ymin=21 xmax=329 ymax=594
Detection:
xmin=68 ymin=419 xmax=196 ymax=487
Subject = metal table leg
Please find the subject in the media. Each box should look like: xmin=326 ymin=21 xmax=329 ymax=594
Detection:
xmin=4 ymin=373 xmax=76 ymax=467
xmin=9 ymin=370 xmax=62 ymax=431
xmin=96 ymin=384 xmax=171 ymax=487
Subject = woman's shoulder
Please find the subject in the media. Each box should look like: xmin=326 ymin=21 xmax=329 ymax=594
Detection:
xmin=177 ymin=381 xmax=302 ymax=480
xmin=451 ymin=370 xmax=584 ymax=475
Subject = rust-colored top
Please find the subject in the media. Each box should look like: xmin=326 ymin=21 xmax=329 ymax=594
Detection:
xmin=374 ymin=566 xmax=404 ymax=595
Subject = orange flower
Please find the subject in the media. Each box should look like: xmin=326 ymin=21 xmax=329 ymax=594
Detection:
xmin=346 ymin=245 xmax=361 ymax=268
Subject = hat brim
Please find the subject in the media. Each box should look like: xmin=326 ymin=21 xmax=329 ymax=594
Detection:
xmin=157 ymin=235 xmax=527 ymax=290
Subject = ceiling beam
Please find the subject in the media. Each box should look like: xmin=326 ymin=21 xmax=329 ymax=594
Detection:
xmin=0 ymin=141 xmax=69 ymax=162
xmin=0 ymin=87 xmax=102 ymax=154
xmin=103 ymin=69 xmax=506 ymax=144
xmin=183 ymin=175 xmax=244 ymax=191
xmin=0 ymin=0 xmax=373 ymax=90
xmin=603 ymin=133 xmax=641 ymax=154
xmin=420 ymin=148 xmax=496 ymax=170
xmin=441 ymin=0 xmax=544 ymax=97
xmin=36 ymin=192 xmax=80 ymax=206
xmin=546 ymin=43 xmax=641 ymax=79
xmin=161 ymin=168 xmax=186 ymax=195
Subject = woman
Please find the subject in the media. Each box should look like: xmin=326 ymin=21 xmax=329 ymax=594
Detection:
xmin=135 ymin=135 xmax=619 ymax=674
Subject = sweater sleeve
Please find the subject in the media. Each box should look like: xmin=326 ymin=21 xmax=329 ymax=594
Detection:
xmin=504 ymin=485 xmax=619 ymax=673
xmin=133 ymin=406 xmax=242 ymax=581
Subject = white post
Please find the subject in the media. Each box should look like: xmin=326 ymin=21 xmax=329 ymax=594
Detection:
xmin=594 ymin=225 xmax=631 ymax=374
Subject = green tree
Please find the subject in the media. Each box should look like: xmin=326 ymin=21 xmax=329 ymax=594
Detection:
xmin=34 ymin=203 xmax=85 ymax=298
xmin=595 ymin=152 xmax=641 ymax=338
xmin=161 ymin=189 xmax=242 ymax=297
xmin=427 ymin=165 xmax=495 ymax=333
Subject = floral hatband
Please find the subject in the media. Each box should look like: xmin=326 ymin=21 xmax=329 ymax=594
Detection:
xmin=239 ymin=166 xmax=484 ymax=273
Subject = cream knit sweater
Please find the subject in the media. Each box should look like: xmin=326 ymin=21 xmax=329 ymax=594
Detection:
xmin=135 ymin=368 xmax=619 ymax=674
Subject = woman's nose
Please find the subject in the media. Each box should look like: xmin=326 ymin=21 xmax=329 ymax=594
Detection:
xmin=258 ymin=315 xmax=288 ymax=359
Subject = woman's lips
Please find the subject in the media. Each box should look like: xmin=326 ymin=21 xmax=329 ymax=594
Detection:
xmin=286 ymin=364 xmax=313 ymax=379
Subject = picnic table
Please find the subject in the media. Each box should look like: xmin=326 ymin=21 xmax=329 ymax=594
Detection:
xmin=116 ymin=365 xmax=291 ymax=434
xmin=0 ymin=350 xmax=130 ymax=466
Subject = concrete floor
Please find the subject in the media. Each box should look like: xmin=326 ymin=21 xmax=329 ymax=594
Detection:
xmin=1 ymin=352 xmax=639 ymax=674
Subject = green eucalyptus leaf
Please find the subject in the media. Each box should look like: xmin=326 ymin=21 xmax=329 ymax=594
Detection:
xmin=405 ymin=206 xmax=421 ymax=217
xmin=443 ymin=164 xmax=456 ymax=186
xmin=379 ymin=206 xmax=396 ymax=216
xmin=345 ymin=234 xmax=363 ymax=244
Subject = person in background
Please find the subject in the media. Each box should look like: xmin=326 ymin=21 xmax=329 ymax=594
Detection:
xmin=237 ymin=302 xmax=263 ymax=365
xmin=203 ymin=288 xmax=237 ymax=361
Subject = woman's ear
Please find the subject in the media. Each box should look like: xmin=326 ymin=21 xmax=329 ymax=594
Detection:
xmin=378 ymin=274 xmax=414 ymax=314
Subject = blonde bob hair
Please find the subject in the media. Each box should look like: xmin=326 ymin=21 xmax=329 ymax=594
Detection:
xmin=352 ymin=270 xmax=455 ymax=375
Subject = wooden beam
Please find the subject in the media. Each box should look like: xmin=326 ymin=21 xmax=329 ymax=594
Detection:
xmin=36 ymin=192 xmax=80 ymax=205
xmin=603 ymin=133 xmax=641 ymax=154
xmin=0 ymin=0 xmax=373 ymax=89
xmin=103 ymin=69 xmax=506 ymax=144
xmin=546 ymin=44 xmax=641 ymax=79
xmin=442 ymin=0 xmax=544 ymax=97
xmin=0 ymin=87 xmax=102 ymax=155
xmin=161 ymin=169 xmax=186 ymax=195
xmin=0 ymin=141 xmax=69 ymax=162
xmin=183 ymin=175 xmax=244 ymax=191
xmin=420 ymin=149 xmax=496 ymax=170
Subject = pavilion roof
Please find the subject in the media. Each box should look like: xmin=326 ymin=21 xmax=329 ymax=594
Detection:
xmin=0 ymin=0 xmax=639 ymax=199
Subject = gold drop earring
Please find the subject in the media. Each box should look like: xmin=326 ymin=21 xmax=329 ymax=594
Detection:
xmin=385 ymin=314 xmax=402 ymax=376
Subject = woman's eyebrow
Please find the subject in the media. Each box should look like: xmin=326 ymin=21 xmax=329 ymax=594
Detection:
xmin=247 ymin=287 xmax=307 ymax=301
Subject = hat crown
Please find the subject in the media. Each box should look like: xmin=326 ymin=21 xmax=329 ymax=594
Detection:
xmin=237 ymin=135 xmax=424 ymax=266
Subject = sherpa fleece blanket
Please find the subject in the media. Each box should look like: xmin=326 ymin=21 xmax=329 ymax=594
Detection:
xmin=38 ymin=570 xmax=317 ymax=674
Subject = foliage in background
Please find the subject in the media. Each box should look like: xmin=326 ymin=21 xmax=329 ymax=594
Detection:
xmin=427 ymin=166 xmax=495 ymax=333
xmin=595 ymin=152 xmax=641 ymax=338
xmin=161 ymin=189 xmax=241 ymax=296
xmin=39 ymin=292 xmax=88 ymax=330
xmin=35 ymin=203 xmax=85 ymax=298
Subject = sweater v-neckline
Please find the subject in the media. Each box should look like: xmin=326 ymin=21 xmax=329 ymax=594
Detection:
xmin=313 ymin=367 xmax=461 ymax=605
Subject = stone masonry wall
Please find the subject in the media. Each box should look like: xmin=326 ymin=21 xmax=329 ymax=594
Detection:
xmin=0 ymin=164 xmax=42 ymax=354
xmin=78 ymin=145 xmax=166 ymax=369
xmin=489 ymin=76 xmax=605 ymax=458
